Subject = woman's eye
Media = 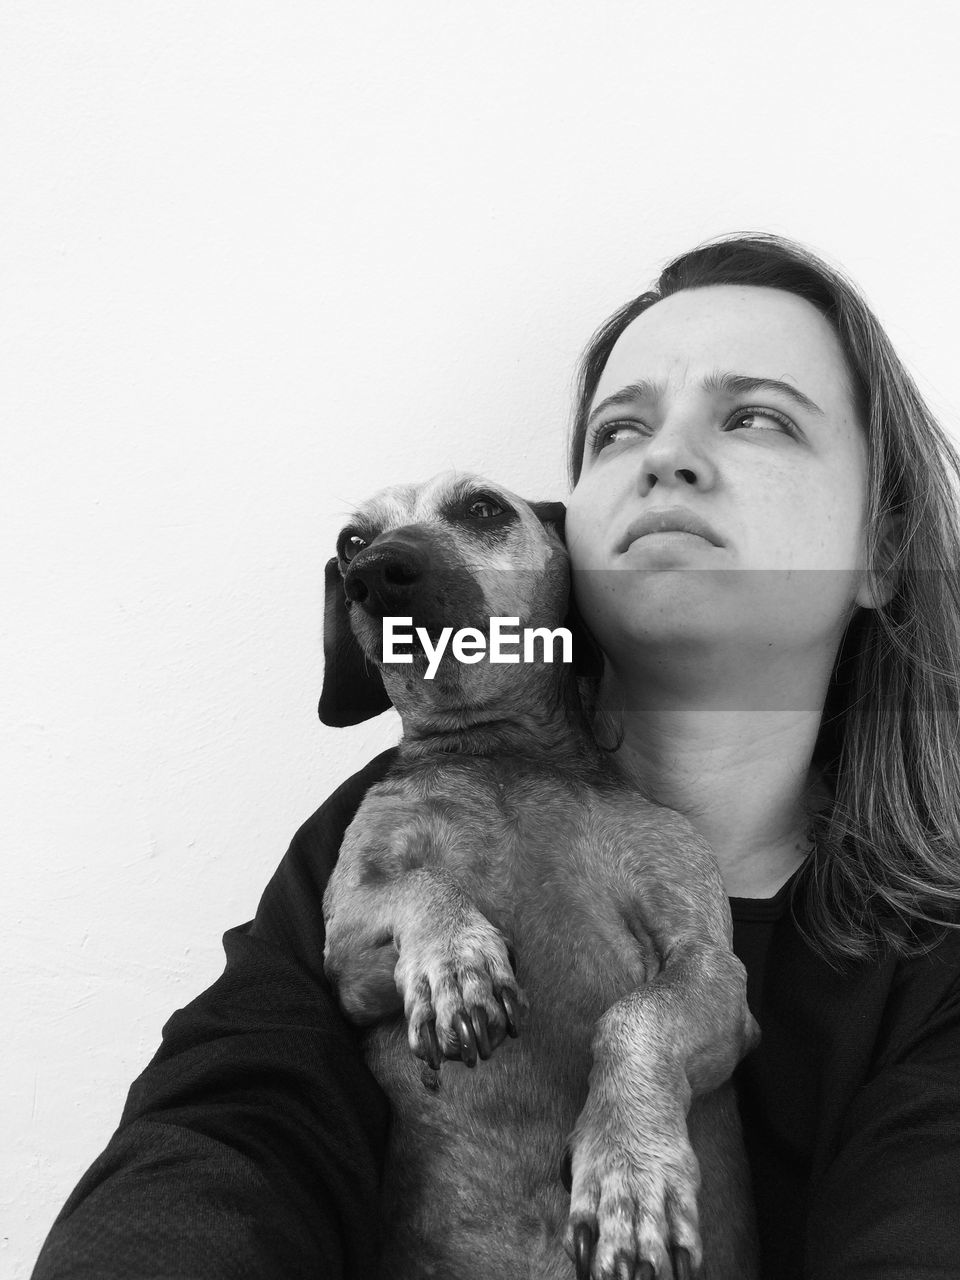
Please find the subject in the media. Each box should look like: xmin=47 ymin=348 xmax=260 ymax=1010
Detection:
xmin=591 ymin=421 xmax=645 ymax=452
xmin=726 ymin=407 xmax=795 ymax=434
xmin=467 ymin=497 xmax=505 ymax=519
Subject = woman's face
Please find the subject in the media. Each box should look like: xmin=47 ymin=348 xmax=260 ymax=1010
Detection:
xmin=565 ymin=284 xmax=876 ymax=691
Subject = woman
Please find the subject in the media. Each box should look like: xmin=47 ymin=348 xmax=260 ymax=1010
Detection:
xmin=33 ymin=236 xmax=960 ymax=1279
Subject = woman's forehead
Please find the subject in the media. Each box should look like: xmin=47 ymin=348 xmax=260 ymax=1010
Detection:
xmin=592 ymin=284 xmax=857 ymax=415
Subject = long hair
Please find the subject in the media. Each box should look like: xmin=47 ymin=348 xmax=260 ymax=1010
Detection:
xmin=568 ymin=233 xmax=960 ymax=964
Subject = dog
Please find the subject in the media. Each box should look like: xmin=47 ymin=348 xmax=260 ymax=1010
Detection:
xmin=320 ymin=472 xmax=760 ymax=1280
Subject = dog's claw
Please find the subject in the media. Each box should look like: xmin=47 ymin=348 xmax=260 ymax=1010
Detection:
xmin=573 ymin=1221 xmax=595 ymax=1280
xmin=454 ymin=1010 xmax=478 ymax=1067
xmin=472 ymin=1007 xmax=492 ymax=1059
xmin=501 ymin=989 xmax=520 ymax=1037
xmin=418 ymin=1020 xmax=442 ymax=1071
xmin=672 ymin=1246 xmax=692 ymax=1280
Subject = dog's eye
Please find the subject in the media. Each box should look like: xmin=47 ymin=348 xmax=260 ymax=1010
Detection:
xmin=339 ymin=532 xmax=368 ymax=563
xmin=466 ymin=496 xmax=505 ymax=520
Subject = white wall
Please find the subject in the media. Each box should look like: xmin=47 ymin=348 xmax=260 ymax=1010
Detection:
xmin=5 ymin=1 xmax=960 ymax=1272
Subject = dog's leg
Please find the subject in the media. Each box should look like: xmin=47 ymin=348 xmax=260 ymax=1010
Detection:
xmin=566 ymin=944 xmax=755 ymax=1279
xmin=564 ymin=807 xmax=759 ymax=1280
xmin=324 ymin=811 xmax=522 ymax=1068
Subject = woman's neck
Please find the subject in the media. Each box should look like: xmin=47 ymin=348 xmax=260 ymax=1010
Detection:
xmin=598 ymin=670 xmax=828 ymax=898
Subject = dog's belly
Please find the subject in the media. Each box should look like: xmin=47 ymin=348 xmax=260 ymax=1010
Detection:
xmin=369 ymin=1047 xmax=751 ymax=1280
xmin=353 ymin=765 xmax=755 ymax=1279
xmin=365 ymin=897 xmax=601 ymax=1280
xmin=369 ymin=1031 xmax=579 ymax=1278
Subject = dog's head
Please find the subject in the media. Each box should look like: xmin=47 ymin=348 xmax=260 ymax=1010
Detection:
xmin=319 ymin=471 xmax=599 ymax=730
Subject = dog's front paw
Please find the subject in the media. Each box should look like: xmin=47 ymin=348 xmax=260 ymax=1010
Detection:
xmin=395 ymin=913 xmax=523 ymax=1070
xmin=563 ymin=1093 xmax=702 ymax=1280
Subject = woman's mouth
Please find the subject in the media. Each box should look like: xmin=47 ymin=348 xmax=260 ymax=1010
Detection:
xmin=618 ymin=507 xmax=724 ymax=551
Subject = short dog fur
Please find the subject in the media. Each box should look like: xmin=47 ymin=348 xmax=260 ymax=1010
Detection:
xmin=320 ymin=472 xmax=760 ymax=1280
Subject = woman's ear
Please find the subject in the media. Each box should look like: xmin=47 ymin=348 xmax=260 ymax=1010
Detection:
xmin=855 ymin=512 xmax=903 ymax=610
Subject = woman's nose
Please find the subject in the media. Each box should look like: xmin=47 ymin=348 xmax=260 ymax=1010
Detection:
xmin=636 ymin=415 xmax=717 ymax=496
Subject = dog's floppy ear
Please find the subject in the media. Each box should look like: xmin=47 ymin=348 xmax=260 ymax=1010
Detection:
xmin=528 ymin=500 xmax=567 ymax=540
xmin=528 ymin=499 xmax=604 ymax=680
xmin=318 ymin=556 xmax=393 ymax=727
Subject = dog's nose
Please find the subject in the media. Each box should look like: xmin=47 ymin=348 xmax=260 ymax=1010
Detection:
xmin=344 ymin=541 xmax=426 ymax=616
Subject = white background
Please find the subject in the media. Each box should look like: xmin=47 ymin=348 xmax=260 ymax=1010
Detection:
xmin=5 ymin=1 xmax=960 ymax=1273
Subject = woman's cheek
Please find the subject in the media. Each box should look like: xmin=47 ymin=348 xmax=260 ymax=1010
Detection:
xmin=563 ymin=495 xmax=602 ymax=571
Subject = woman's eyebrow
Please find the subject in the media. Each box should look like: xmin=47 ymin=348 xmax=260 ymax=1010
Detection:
xmin=586 ymin=371 xmax=825 ymax=427
xmin=585 ymin=380 xmax=663 ymax=429
xmin=702 ymin=370 xmax=825 ymax=417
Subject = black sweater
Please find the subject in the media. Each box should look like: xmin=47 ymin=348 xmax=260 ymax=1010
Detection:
xmin=32 ymin=749 xmax=960 ymax=1279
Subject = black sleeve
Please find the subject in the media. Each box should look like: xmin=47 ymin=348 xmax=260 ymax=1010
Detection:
xmin=31 ymin=748 xmax=399 ymax=1280
xmin=804 ymin=964 xmax=960 ymax=1279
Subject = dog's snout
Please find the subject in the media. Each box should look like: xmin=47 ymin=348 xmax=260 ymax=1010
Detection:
xmin=344 ymin=541 xmax=427 ymax=616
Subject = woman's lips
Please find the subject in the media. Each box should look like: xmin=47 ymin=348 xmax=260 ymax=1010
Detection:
xmin=618 ymin=507 xmax=724 ymax=551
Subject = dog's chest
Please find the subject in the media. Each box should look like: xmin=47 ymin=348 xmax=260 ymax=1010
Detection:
xmin=406 ymin=762 xmax=661 ymax=991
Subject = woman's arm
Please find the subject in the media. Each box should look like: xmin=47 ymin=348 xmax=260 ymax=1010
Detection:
xmin=804 ymin=951 xmax=960 ymax=1279
xmin=32 ymin=749 xmax=398 ymax=1280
